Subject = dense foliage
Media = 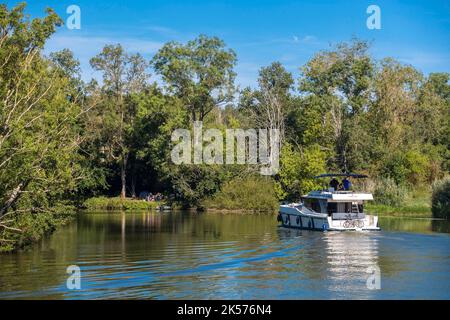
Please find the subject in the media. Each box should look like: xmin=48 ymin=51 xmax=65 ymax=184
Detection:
xmin=203 ymin=176 xmax=278 ymax=212
xmin=1 ymin=3 xmax=449 ymax=250
xmin=432 ymin=178 xmax=450 ymax=219
xmin=0 ymin=4 xmax=97 ymax=251
xmin=372 ymin=178 xmax=409 ymax=206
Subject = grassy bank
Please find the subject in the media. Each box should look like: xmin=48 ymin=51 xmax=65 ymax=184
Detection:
xmin=82 ymin=188 xmax=433 ymax=218
xmin=366 ymin=189 xmax=432 ymax=217
xmin=83 ymin=196 xmax=164 ymax=211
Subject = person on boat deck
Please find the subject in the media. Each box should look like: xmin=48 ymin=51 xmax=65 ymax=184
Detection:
xmin=329 ymin=178 xmax=339 ymax=190
xmin=342 ymin=177 xmax=351 ymax=190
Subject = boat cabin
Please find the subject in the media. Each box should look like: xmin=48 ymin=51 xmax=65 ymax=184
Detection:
xmin=278 ymin=173 xmax=380 ymax=231
xmin=303 ymin=173 xmax=374 ymax=220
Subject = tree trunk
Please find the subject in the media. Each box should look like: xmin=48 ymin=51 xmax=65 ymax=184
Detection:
xmin=120 ymin=154 xmax=128 ymax=199
xmin=131 ymin=171 xmax=136 ymax=199
xmin=0 ymin=182 xmax=24 ymax=217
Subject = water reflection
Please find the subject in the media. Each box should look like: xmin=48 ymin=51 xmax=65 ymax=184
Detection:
xmin=0 ymin=212 xmax=448 ymax=299
xmin=379 ymin=216 xmax=450 ymax=234
xmin=322 ymin=232 xmax=379 ymax=299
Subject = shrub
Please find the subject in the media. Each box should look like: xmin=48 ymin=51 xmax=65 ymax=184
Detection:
xmin=170 ymin=165 xmax=224 ymax=208
xmin=203 ymin=176 xmax=279 ymax=212
xmin=83 ymin=197 xmax=161 ymax=211
xmin=432 ymin=178 xmax=450 ymax=219
xmin=373 ymin=178 xmax=409 ymax=206
xmin=382 ymin=149 xmax=432 ymax=185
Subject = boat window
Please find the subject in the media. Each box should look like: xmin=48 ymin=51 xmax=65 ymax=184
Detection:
xmin=304 ymin=199 xmax=312 ymax=209
xmin=345 ymin=202 xmax=351 ymax=213
xmin=327 ymin=202 xmax=337 ymax=214
xmin=304 ymin=199 xmax=321 ymax=212
xmin=336 ymin=202 xmax=352 ymax=213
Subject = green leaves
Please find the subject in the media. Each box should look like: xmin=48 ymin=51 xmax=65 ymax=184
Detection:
xmin=275 ymin=143 xmax=326 ymax=201
xmin=432 ymin=178 xmax=450 ymax=219
xmin=0 ymin=3 xmax=96 ymax=250
xmin=152 ymin=35 xmax=237 ymax=121
xmin=1 ymin=3 xmax=449 ymax=252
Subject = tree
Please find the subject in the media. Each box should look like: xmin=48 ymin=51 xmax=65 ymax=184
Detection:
xmin=152 ymin=35 xmax=237 ymax=122
xmin=423 ymin=73 xmax=450 ymax=172
xmin=49 ymin=49 xmax=81 ymax=82
xmin=240 ymin=62 xmax=294 ymax=146
xmin=90 ymin=45 xmax=149 ymax=198
xmin=275 ymin=143 xmax=326 ymax=201
xmin=299 ymin=39 xmax=374 ymax=172
xmin=0 ymin=3 xmax=96 ymax=248
xmin=128 ymin=84 xmax=187 ymax=195
xmin=369 ymin=59 xmax=422 ymax=151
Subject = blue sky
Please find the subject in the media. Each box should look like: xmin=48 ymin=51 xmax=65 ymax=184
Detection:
xmin=7 ymin=0 xmax=450 ymax=88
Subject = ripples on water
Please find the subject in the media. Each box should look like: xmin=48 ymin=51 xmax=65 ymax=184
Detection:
xmin=0 ymin=212 xmax=449 ymax=299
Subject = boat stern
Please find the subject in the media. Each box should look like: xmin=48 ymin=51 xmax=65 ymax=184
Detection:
xmin=326 ymin=214 xmax=380 ymax=231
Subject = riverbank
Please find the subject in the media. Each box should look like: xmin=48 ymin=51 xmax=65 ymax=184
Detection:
xmin=83 ymin=197 xmax=165 ymax=211
xmin=82 ymin=196 xmax=276 ymax=214
xmin=366 ymin=190 xmax=432 ymax=218
xmin=0 ymin=191 xmax=433 ymax=254
xmin=81 ymin=198 xmax=432 ymax=218
xmin=82 ymin=188 xmax=433 ymax=217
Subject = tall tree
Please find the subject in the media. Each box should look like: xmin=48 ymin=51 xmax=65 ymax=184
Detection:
xmin=152 ymin=35 xmax=237 ymax=122
xmin=240 ymin=62 xmax=294 ymax=146
xmin=299 ymin=39 xmax=374 ymax=172
xmin=0 ymin=4 xmax=95 ymax=247
xmin=90 ymin=45 xmax=149 ymax=198
xmin=424 ymin=73 xmax=450 ymax=172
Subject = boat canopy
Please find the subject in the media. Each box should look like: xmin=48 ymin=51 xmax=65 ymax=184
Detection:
xmin=314 ymin=173 xmax=368 ymax=179
xmin=306 ymin=190 xmax=374 ymax=201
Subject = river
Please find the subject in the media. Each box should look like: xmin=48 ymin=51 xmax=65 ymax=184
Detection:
xmin=0 ymin=211 xmax=449 ymax=299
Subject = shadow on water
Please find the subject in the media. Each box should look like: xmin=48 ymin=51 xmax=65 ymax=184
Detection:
xmin=0 ymin=211 xmax=449 ymax=299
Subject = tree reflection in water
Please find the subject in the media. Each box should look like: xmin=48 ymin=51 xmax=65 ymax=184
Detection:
xmin=0 ymin=212 xmax=448 ymax=299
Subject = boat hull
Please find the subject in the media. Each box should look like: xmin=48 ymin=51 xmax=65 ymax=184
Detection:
xmin=278 ymin=205 xmax=380 ymax=231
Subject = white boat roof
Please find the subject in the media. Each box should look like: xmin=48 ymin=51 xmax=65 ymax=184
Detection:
xmin=304 ymin=190 xmax=374 ymax=201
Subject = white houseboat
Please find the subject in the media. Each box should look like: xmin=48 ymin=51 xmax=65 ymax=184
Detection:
xmin=277 ymin=173 xmax=380 ymax=231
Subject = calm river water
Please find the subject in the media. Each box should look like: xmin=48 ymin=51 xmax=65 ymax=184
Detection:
xmin=0 ymin=211 xmax=449 ymax=299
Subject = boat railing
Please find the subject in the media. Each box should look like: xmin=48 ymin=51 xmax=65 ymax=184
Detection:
xmin=312 ymin=189 xmax=370 ymax=195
